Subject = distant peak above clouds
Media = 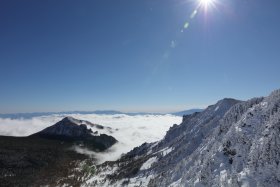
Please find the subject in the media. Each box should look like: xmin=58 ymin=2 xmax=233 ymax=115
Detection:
xmin=30 ymin=116 xmax=118 ymax=152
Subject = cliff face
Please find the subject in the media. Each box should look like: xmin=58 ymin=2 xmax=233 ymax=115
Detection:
xmin=83 ymin=89 xmax=280 ymax=187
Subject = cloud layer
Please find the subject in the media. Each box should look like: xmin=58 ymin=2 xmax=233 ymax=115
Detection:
xmin=0 ymin=114 xmax=181 ymax=164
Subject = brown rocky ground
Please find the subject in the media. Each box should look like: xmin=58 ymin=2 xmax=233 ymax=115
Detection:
xmin=0 ymin=136 xmax=90 ymax=187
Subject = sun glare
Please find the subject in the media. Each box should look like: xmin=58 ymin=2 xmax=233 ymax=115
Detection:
xmin=199 ymin=0 xmax=215 ymax=8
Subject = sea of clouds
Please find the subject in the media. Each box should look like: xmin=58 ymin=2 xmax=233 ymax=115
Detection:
xmin=0 ymin=114 xmax=182 ymax=164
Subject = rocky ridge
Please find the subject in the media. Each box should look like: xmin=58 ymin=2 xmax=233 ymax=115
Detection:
xmin=82 ymin=89 xmax=280 ymax=187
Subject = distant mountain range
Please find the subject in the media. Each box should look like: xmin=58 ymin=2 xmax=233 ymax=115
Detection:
xmin=0 ymin=111 xmax=123 ymax=119
xmin=0 ymin=109 xmax=204 ymax=119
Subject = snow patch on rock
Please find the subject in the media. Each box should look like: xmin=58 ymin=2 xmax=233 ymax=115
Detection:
xmin=140 ymin=157 xmax=158 ymax=170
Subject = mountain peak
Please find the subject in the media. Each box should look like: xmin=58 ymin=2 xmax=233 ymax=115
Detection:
xmin=32 ymin=117 xmax=93 ymax=139
xmin=84 ymin=88 xmax=280 ymax=187
xmin=210 ymin=98 xmax=241 ymax=114
xmin=63 ymin=116 xmax=77 ymax=121
xmin=216 ymin=98 xmax=241 ymax=105
xmin=30 ymin=117 xmax=118 ymax=151
xmin=61 ymin=116 xmax=82 ymax=125
xmin=267 ymin=88 xmax=280 ymax=100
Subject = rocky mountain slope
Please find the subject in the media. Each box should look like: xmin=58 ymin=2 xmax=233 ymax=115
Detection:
xmin=0 ymin=135 xmax=88 ymax=187
xmin=82 ymin=89 xmax=280 ymax=187
xmin=30 ymin=117 xmax=117 ymax=151
xmin=0 ymin=117 xmax=118 ymax=186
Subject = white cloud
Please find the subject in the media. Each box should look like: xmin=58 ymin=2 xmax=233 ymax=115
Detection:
xmin=0 ymin=116 xmax=60 ymax=136
xmin=0 ymin=114 xmax=181 ymax=164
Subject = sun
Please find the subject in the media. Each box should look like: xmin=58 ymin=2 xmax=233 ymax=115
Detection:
xmin=199 ymin=0 xmax=215 ymax=8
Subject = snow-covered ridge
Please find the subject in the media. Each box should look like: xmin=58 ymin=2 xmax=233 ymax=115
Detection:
xmin=83 ymin=89 xmax=280 ymax=187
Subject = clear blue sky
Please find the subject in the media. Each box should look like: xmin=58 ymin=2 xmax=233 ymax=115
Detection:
xmin=0 ymin=0 xmax=279 ymax=113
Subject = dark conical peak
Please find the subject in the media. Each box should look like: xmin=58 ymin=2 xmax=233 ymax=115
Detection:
xmin=61 ymin=116 xmax=81 ymax=124
xmin=33 ymin=116 xmax=93 ymax=138
xmin=29 ymin=116 xmax=118 ymax=151
xmin=62 ymin=116 xmax=75 ymax=121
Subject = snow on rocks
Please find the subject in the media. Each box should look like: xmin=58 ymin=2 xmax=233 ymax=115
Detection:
xmin=82 ymin=89 xmax=280 ymax=187
xmin=140 ymin=157 xmax=158 ymax=171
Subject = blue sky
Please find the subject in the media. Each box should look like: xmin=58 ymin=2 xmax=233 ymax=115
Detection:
xmin=0 ymin=0 xmax=279 ymax=113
